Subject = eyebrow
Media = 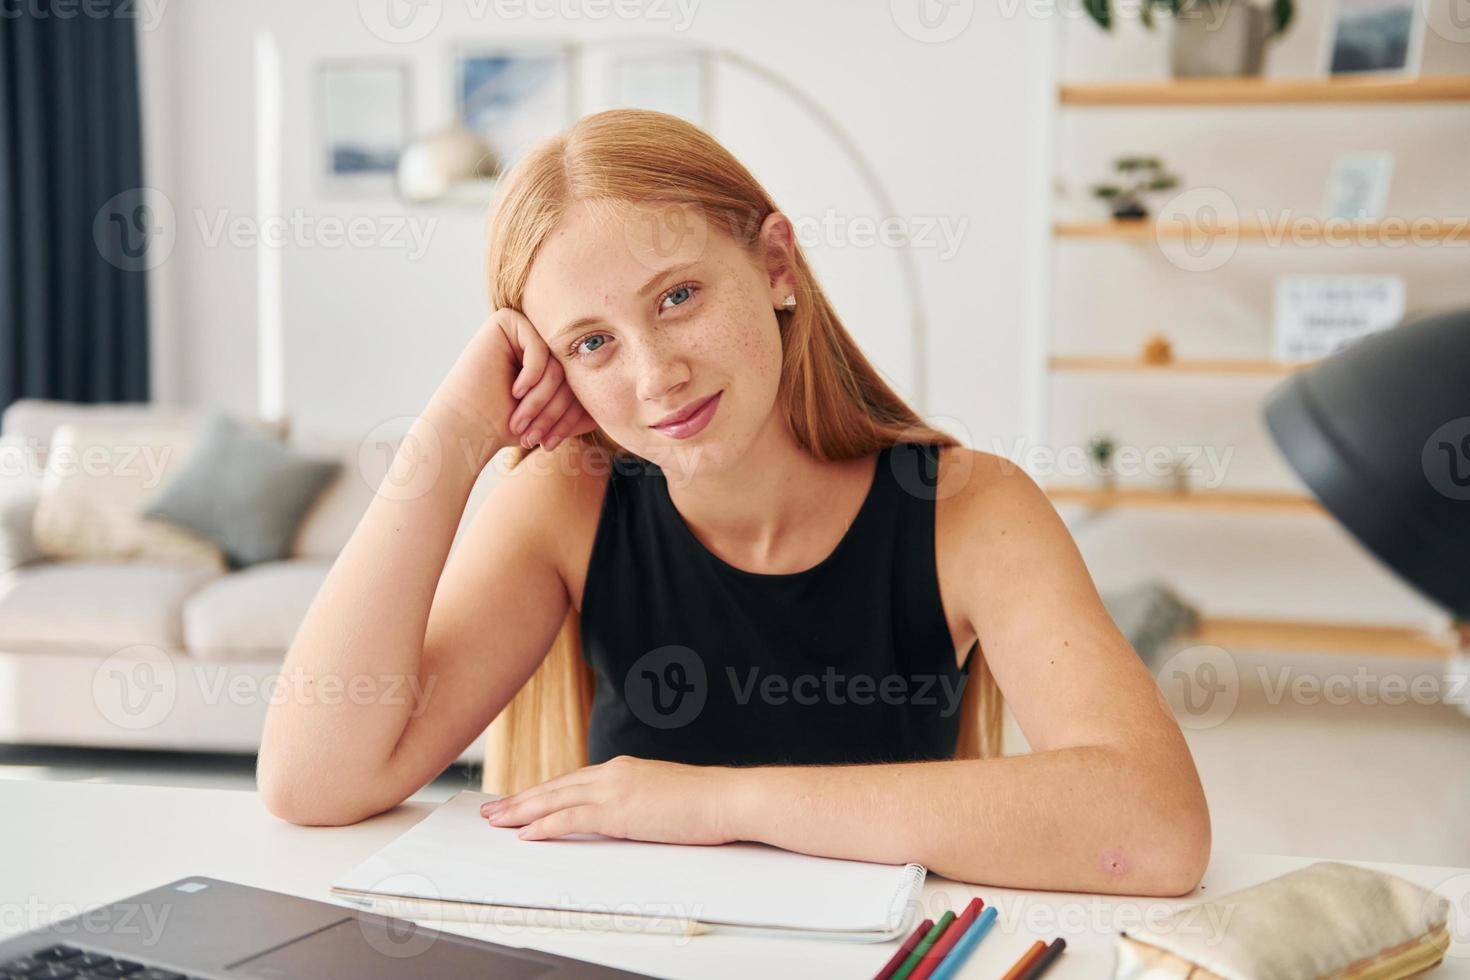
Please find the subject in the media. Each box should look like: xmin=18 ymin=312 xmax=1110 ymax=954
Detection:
xmin=549 ymin=261 xmax=699 ymax=342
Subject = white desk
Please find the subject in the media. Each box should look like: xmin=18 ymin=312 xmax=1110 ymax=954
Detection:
xmin=3 ymin=779 xmax=1467 ymax=979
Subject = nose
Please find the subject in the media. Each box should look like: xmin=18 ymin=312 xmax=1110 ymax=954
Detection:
xmin=634 ymin=337 xmax=691 ymax=407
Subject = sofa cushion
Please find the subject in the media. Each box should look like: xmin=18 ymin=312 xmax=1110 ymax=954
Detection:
xmin=143 ymin=414 xmax=340 ymax=569
xmin=31 ymin=421 xmax=227 ymax=567
xmin=181 ymin=558 xmax=332 ymax=662
xmin=0 ymin=560 xmax=223 ymax=652
xmin=0 ymin=436 xmax=45 ymax=572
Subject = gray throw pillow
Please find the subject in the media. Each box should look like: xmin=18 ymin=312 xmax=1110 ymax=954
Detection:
xmin=143 ymin=413 xmax=341 ymax=569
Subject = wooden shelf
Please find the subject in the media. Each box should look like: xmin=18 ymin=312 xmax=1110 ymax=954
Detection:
xmin=1050 ymin=355 xmax=1304 ymax=376
xmin=1054 ymin=218 xmax=1470 ymax=242
xmin=1060 ymin=75 xmax=1470 ymax=106
xmin=1186 ymin=617 xmax=1452 ymax=657
xmin=1048 ymin=485 xmax=1325 ymax=515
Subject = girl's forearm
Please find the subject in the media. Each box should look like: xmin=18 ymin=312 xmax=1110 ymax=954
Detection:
xmin=724 ymin=740 xmax=1210 ymax=897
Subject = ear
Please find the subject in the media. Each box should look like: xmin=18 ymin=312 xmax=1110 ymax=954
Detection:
xmin=757 ymin=212 xmax=797 ymax=308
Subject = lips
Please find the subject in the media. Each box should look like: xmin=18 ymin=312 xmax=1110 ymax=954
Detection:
xmin=652 ymin=393 xmax=718 ymax=429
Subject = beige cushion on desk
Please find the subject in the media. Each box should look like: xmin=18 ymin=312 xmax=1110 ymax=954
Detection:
xmin=1113 ymin=861 xmax=1451 ymax=980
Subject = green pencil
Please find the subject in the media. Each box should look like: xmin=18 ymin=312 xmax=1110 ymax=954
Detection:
xmin=893 ymin=910 xmax=956 ymax=980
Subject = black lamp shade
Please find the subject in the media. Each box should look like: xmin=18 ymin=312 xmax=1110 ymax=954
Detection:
xmin=1264 ymin=308 xmax=1470 ymax=620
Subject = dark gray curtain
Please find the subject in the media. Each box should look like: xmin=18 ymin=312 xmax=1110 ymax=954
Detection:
xmin=0 ymin=0 xmax=151 ymax=414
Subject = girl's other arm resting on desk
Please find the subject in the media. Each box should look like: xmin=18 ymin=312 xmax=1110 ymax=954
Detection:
xmin=729 ymin=450 xmax=1210 ymax=896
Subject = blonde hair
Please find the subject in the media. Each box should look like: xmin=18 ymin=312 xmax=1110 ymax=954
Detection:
xmin=480 ymin=108 xmax=1002 ymax=794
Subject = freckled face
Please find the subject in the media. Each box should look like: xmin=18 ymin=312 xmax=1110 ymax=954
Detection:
xmin=519 ymin=200 xmax=785 ymax=474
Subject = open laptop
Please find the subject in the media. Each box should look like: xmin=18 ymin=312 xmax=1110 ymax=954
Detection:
xmin=0 ymin=876 xmax=653 ymax=979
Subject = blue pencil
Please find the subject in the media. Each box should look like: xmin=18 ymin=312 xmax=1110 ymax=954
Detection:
xmin=927 ymin=905 xmax=998 ymax=980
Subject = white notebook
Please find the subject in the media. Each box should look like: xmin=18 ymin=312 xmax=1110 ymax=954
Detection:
xmin=330 ymin=790 xmax=926 ymax=942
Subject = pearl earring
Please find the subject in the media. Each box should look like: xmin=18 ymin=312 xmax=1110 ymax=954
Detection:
xmin=779 ymin=293 xmax=796 ymax=310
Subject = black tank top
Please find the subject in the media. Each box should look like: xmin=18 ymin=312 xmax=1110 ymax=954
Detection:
xmin=579 ymin=441 xmax=977 ymax=767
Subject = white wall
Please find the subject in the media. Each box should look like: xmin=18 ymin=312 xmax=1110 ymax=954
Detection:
xmin=136 ymin=0 xmax=1053 ymax=455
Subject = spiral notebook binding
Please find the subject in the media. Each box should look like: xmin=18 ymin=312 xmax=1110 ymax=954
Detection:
xmin=883 ymin=863 xmax=929 ymax=934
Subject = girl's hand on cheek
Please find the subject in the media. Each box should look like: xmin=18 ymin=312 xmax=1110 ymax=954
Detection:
xmin=479 ymin=756 xmax=744 ymax=846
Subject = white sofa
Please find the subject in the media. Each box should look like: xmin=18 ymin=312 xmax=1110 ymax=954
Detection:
xmin=0 ymin=399 xmax=500 ymax=766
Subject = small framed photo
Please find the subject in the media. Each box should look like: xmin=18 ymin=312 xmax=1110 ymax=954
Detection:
xmin=1323 ymin=151 xmax=1394 ymax=220
xmin=315 ymin=62 xmax=410 ymax=195
xmin=1322 ymin=0 xmax=1425 ymax=76
xmin=455 ymin=44 xmax=575 ymax=174
xmin=608 ymin=50 xmax=712 ymax=127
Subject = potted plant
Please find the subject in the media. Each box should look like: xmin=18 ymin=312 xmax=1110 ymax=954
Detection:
xmin=1084 ymin=0 xmax=1294 ymax=78
xmin=1091 ymin=157 xmax=1180 ymax=220
xmin=1087 ymin=434 xmax=1119 ymax=491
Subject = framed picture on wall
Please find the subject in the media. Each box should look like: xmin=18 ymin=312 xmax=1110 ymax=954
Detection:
xmin=1322 ymin=0 xmax=1425 ymax=76
xmin=608 ymin=50 xmax=712 ymax=127
xmin=315 ymin=61 xmax=411 ymax=195
xmin=455 ymin=44 xmax=575 ymax=174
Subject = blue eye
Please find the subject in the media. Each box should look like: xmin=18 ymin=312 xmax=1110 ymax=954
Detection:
xmin=660 ymin=283 xmax=697 ymax=311
xmin=572 ymin=334 xmax=606 ymax=357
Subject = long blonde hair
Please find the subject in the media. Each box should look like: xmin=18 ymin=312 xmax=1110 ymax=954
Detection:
xmin=480 ymin=108 xmax=1003 ymax=794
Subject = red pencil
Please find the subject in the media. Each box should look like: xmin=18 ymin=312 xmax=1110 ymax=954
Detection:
xmin=1000 ymin=939 xmax=1047 ymax=980
xmin=873 ymin=917 xmax=934 ymax=980
xmin=908 ymin=898 xmax=984 ymax=980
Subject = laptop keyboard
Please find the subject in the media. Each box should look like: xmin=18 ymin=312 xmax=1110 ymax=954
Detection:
xmin=1 ymin=944 xmax=195 ymax=979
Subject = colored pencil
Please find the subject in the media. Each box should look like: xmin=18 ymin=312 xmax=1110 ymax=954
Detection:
xmin=1017 ymin=937 xmax=1067 ymax=980
xmin=908 ymin=897 xmax=983 ymax=980
xmin=892 ymin=910 xmax=956 ymax=980
xmin=1000 ymin=939 xmax=1048 ymax=980
xmin=872 ymin=917 xmax=933 ymax=980
xmin=928 ymin=905 xmax=999 ymax=980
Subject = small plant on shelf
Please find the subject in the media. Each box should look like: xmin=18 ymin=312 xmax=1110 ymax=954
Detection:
xmin=1087 ymin=434 xmax=1119 ymax=491
xmin=1091 ymin=157 xmax=1180 ymax=220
